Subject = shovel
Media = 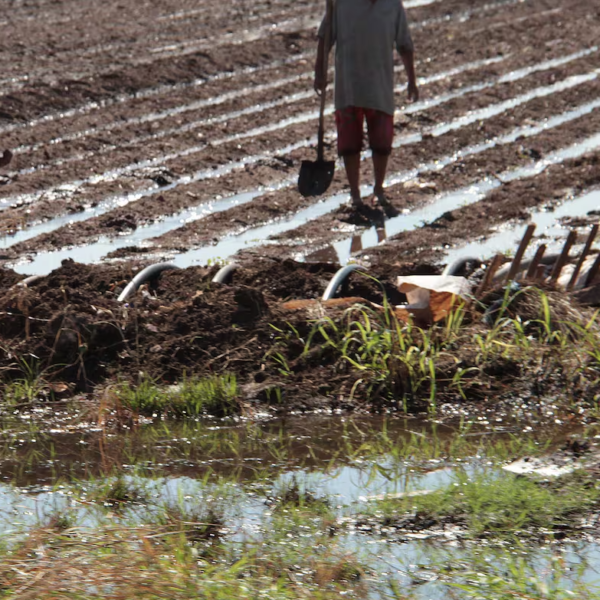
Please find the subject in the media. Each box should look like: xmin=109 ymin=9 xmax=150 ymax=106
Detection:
xmin=298 ymin=0 xmax=335 ymax=197
xmin=0 ymin=149 xmax=12 ymax=168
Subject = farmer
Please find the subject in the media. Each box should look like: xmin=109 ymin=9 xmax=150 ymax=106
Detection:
xmin=314 ymin=0 xmax=418 ymax=208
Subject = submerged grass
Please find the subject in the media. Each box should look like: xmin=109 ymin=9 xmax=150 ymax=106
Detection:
xmin=0 ymin=420 xmax=598 ymax=598
xmin=2 ymin=468 xmax=599 ymax=600
xmin=85 ymin=475 xmax=148 ymax=508
xmin=0 ymin=516 xmax=367 ymax=599
xmin=268 ymin=476 xmax=333 ymax=516
xmin=388 ymin=545 xmax=600 ymax=600
xmin=361 ymin=467 xmax=600 ymax=540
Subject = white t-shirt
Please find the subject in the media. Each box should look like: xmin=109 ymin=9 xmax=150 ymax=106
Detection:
xmin=319 ymin=0 xmax=414 ymax=116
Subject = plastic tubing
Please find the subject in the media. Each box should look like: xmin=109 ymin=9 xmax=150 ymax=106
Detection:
xmin=117 ymin=262 xmax=179 ymax=302
xmin=442 ymin=257 xmax=481 ymax=277
xmin=212 ymin=264 xmax=237 ymax=284
xmin=322 ymin=264 xmax=365 ymax=301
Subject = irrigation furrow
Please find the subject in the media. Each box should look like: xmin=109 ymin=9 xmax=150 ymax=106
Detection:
xmin=2 ymin=0 xmax=591 ymax=206
xmin=2 ymin=0 xmax=598 ymax=279
xmin=3 ymin=50 xmax=598 ymax=240
xmin=12 ymin=42 xmax=596 ymax=182
xmin=0 ymin=0 xmax=545 ymax=144
xmin=1 ymin=0 xmax=574 ymax=135
xmin=151 ymin=133 xmax=600 ymax=268
xmin=0 ymin=0 xmax=447 ymax=97
xmin=277 ymin=101 xmax=600 ymax=263
xmin=7 ymin=55 xmax=514 ymax=179
xmin=146 ymin=0 xmax=521 ymax=62
xmin=0 ymin=1 xmax=319 ymax=90
xmin=0 ymin=53 xmax=312 ymax=138
xmin=443 ymin=188 xmax=600 ymax=266
xmin=316 ymin=153 xmax=600 ymax=266
xmin=12 ymin=52 xmax=512 ymax=169
xmin=8 ymin=86 xmax=600 ymax=273
xmin=180 ymin=120 xmax=600 ymax=268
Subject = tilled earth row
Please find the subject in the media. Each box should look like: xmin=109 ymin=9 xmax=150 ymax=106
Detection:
xmin=3 ymin=0 xmax=570 ymax=209
xmin=1 ymin=0 xmax=599 ymax=271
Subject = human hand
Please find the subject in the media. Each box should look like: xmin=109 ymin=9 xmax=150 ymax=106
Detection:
xmin=314 ymin=68 xmax=326 ymax=95
xmin=407 ymin=81 xmax=419 ymax=102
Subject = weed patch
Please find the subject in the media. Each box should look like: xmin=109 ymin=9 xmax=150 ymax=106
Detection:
xmin=265 ymin=284 xmax=600 ymax=414
xmin=84 ymin=476 xmax=148 ymax=509
xmin=268 ymin=477 xmax=332 ymax=516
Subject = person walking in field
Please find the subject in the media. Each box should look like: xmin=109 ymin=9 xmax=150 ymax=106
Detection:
xmin=314 ymin=0 xmax=418 ymax=209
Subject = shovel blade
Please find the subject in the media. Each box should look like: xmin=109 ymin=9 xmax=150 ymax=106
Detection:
xmin=298 ymin=159 xmax=335 ymax=197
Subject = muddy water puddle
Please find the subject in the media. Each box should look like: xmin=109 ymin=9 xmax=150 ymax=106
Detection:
xmin=0 ymin=414 xmax=598 ymax=598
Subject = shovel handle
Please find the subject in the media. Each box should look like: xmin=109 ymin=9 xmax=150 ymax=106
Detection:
xmin=318 ymin=0 xmax=334 ymax=162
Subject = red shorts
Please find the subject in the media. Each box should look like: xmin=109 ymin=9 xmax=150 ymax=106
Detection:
xmin=335 ymin=106 xmax=394 ymax=157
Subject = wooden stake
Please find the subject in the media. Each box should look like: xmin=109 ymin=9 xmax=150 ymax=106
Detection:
xmin=567 ymin=224 xmax=599 ymax=291
xmin=584 ymin=252 xmax=600 ymax=288
xmin=505 ymin=224 xmax=536 ymax=283
xmin=535 ymin=265 xmax=547 ymax=280
xmin=550 ymin=230 xmax=577 ymax=283
xmin=525 ymin=244 xmax=546 ymax=281
xmin=476 ymin=254 xmax=505 ymax=297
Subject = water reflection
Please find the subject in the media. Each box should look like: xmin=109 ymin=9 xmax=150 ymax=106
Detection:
xmin=0 ymin=413 xmax=596 ymax=598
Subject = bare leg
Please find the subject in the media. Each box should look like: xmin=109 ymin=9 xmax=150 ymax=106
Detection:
xmin=343 ymin=153 xmax=363 ymax=206
xmin=372 ymin=152 xmax=389 ymax=199
xmin=372 ymin=151 xmax=398 ymax=216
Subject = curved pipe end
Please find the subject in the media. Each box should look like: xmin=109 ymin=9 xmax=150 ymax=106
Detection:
xmin=118 ymin=262 xmax=179 ymax=302
xmin=442 ymin=256 xmax=482 ymax=277
xmin=322 ymin=264 xmax=366 ymax=301
xmin=212 ymin=263 xmax=238 ymax=284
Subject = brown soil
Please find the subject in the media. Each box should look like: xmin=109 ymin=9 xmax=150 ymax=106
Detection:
xmin=1 ymin=0 xmax=600 ymax=412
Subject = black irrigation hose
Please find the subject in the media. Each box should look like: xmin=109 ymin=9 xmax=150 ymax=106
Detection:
xmin=442 ymin=256 xmax=481 ymax=277
xmin=118 ymin=261 xmax=238 ymax=303
xmin=212 ymin=264 xmax=237 ymax=284
xmin=118 ymin=262 xmax=180 ymax=302
xmin=322 ymin=264 xmax=366 ymax=301
xmin=113 ymin=250 xmax=599 ymax=308
xmin=9 ymin=274 xmax=44 ymax=290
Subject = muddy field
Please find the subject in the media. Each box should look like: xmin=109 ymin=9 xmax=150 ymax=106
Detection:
xmin=1 ymin=0 xmax=600 ymax=401
xmin=3 ymin=5 xmax=600 ymax=596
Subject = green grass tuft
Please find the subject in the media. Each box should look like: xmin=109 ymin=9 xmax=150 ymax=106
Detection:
xmin=369 ymin=468 xmax=600 ymax=539
xmin=116 ymin=373 xmax=239 ymax=418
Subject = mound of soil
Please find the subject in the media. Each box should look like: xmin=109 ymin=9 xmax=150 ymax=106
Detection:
xmin=1 ymin=257 xmax=598 ymax=415
xmin=2 ymin=259 xmax=419 ymax=407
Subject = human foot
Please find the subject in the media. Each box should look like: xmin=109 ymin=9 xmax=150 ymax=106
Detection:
xmin=373 ymin=188 xmax=399 ymax=217
xmin=349 ymin=192 xmax=364 ymax=208
xmin=373 ymin=187 xmax=392 ymax=207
